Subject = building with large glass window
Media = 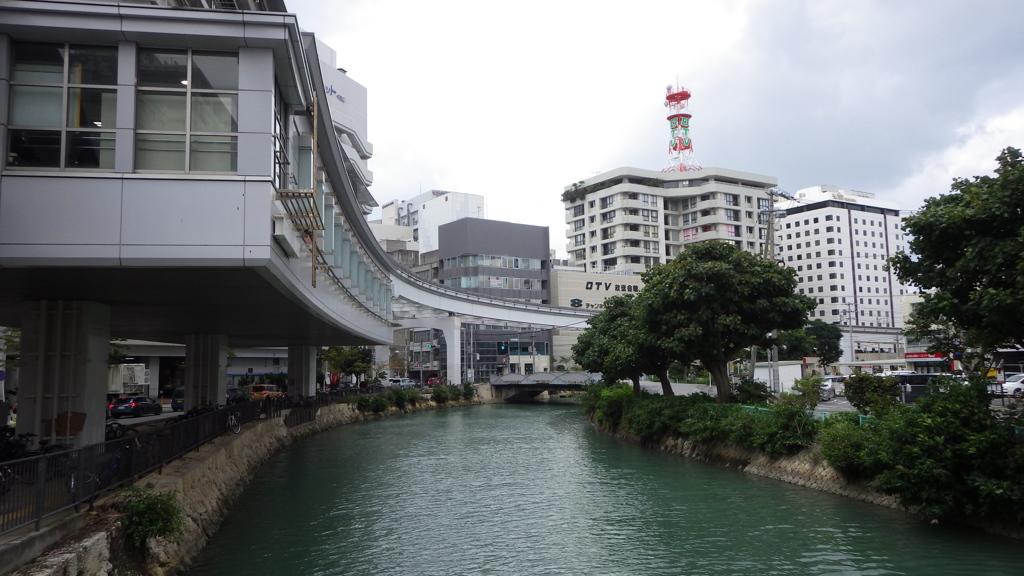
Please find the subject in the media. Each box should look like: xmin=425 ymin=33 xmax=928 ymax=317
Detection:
xmin=0 ymin=0 xmax=395 ymax=433
xmin=563 ymin=167 xmax=777 ymax=274
xmin=401 ymin=218 xmax=553 ymax=381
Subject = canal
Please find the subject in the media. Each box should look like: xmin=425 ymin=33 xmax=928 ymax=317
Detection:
xmin=188 ymin=404 xmax=1024 ymax=575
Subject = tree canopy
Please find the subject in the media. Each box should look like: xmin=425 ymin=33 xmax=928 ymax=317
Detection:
xmin=321 ymin=346 xmax=373 ymax=381
xmin=572 ymin=295 xmax=647 ymax=397
xmin=637 ymin=241 xmax=817 ymax=402
xmin=890 ymin=147 xmax=1024 ymax=353
xmin=773 ymin=320 xmax=844 ymax=366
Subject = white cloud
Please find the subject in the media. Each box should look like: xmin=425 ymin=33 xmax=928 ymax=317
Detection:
xmin=286 ymin=0 xmax=1024 ymax=256
xmin=886 ymin=106 xmax=1024 ymax=212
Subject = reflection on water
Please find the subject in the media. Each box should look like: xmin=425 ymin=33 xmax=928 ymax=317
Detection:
xmin=189 ymin=404 xmax=1024 ymax=576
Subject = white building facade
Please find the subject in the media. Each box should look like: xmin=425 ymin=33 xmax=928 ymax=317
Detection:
xmin=778 ymin=186 xmax=911 ymax=363
xmin=563 ymin=167 xmax=777 ymax=274
xmin=380 ymin=190 xmax=485 ymax=253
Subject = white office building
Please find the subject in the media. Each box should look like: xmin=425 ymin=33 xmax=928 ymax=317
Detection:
xmin=778 ymin=185 xmax=911 ymax=362
xmin=563 ymin=167 xmax=776 ymax=274
xmin=379 ymin=190 xmax=485 ymax=253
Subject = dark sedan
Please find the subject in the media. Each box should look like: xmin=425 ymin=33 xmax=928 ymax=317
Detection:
xmin=109 ymin=396 xmax=163 ymax=418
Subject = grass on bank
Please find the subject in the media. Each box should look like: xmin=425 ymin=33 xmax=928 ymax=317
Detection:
xmin=582 ymin=377 xmax=1024 ymax=527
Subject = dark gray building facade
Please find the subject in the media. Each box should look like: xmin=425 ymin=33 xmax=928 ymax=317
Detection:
xmin=437 ymin=218 xmax=550 ymax=304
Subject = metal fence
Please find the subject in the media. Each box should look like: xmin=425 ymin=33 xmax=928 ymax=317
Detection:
xmin=0 ymin=401 xmax=265 ymax=537
xmin=0 ymin=387 xmax=393 ymax=539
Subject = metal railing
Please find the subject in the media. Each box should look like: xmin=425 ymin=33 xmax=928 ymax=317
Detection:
xmin=0 ymin=389 xmax=394 ymax=539
xmin=0 ymin=401 xmax=264 ymax=537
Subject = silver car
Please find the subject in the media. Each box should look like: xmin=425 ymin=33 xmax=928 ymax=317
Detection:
xmin=1000 ymin=374 xmax=1024 ymax=398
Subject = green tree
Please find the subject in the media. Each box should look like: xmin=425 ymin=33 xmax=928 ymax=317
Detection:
xmin=771 ymin=320 xmax=843 ymax=366
xmin=322 ymin=346 xmax=373 ymax=382
xmin=638 ymin=242 xmax=816 ymax=402
xmin=865 ymin=382 xmax=1024 ymax=523
xmin=890 ymin=147 xmax=1024 ymax=353
xmin=804 ymin=319 xmax=843 ymax=366
xmin=572 ymin=295 xmax=647 ymax=397
xmin=844 ymin=371 xmax=901 ymax=416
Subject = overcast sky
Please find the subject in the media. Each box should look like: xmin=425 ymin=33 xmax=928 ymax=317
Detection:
xmin=286 ymin=0 xmax=1024 ymax=256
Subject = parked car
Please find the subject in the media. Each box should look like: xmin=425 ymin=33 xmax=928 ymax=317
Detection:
xmin=171 ymin=386 xmax=185 ymax=412
xmin=109 ymin=396 xmax=163 ymax=419
xmin=250 ymin=384 xmax=285 ymax=400
xmin=388 ymin=378 xmax=417 ymax=389
xmin=822 ymin=375 xmax=847 ymax=397
xmin=818 ymin=378 xmax=837 ymax=401
xmin=999 ymin=374 xmax=1024 ymax=398
xmin=225 ymin=387 xmax=248 ymax=405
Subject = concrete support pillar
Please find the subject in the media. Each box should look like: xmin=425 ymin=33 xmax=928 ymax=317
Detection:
xmin=395 ymin=315 xmax=464 ymax=385
xmin=441 ymin=315 xmax=462 ymax=385
xmin=287 ymin=345 xmax=317 ymax=398
xmin=19 ymin=301 xmax=110 ymax=448
xmin=184 ymin=334 xmax=228 ymax=410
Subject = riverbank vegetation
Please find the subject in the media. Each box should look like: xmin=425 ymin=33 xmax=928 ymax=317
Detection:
xmin=352 ymin=383 xmax=476 ymax=413
xmin=572 ymin=242 xmax=816 ymax=400
xmin=583 ymin=376 xmax=1024 ymax=526
xmin=121 ymin=488 xmax=184 ymax=549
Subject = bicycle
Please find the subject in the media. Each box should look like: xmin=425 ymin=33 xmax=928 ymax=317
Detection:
xmin=226 ymin=410 xmax=241 ymax=434
xmin=105 ymin=419 xmax=137 ymax=440
xmin=0 ymin=464 xmax=13 ymax=496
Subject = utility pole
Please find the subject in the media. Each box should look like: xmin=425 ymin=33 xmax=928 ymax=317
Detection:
xmin=843 ymin=302 xmax=856 ymax=364
xmin=760 ymin=187 xmax=792 ymax=392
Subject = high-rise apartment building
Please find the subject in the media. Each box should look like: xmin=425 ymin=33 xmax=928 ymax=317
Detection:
xmin=563 ymin=167 xmax=777 ymax=273
xmin=778 ymin=185 xmax=910 ymax=362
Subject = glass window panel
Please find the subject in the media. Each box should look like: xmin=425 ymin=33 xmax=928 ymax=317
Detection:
xmin=191 ymin=52 xmax=238 ymax=90
xmin=10 ymin=85 xmax=63 ymax=127
xmin=12 ymin=43 xmax=65 ymax=83
xmin=137 ymin=49 xmax=188 ymax=88
xmin=67 ymin=45 xmax=118 ymax=85
xmin=190 ymin=135 xmax=237 ymax=172
xmin=67 ymin=88 xmax=117 ymax=128
xmin=136 ymin=91 xmax=186 ymax=131
xmin=7 ymin=130 xmax=62 ymax=167
xmin=66 ymin=131 xmax=115 ymax=169
xmin=135 ymin=133 xmax=185 ymax=171
xmin=190 ymin=93 xmax=238 ymax=132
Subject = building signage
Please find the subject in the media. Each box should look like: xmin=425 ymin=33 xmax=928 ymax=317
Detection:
xmin=324 ymin=84 xmax=346 ymax=103
xmin=585 ymin=282 xmax=640 ymax=292
xmin=904 ymin=352 xmax=945 ymax=359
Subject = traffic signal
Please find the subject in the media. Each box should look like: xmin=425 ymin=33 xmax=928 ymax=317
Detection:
xmin=426 ymin=343 xmax=434 ymax=349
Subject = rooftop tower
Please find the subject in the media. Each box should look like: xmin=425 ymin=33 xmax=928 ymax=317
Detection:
xmin=662 ymin=84 xmax=702 ymax=173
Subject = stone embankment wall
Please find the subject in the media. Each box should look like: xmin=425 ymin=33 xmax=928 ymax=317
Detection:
xmin=634 ymin=429 xmax=1024 ymax=539
xmin=659 ymin=436 xmax=901 ymax=509
xmin=8 ymin=399 xmax=477 ymax=576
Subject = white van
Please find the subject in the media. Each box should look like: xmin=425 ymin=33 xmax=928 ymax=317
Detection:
xmin=388 ymin=378 xmax=416 ymax=389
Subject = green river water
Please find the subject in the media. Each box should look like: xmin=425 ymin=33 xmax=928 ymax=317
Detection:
xmin=187 ymin=404 xmax=1024 ymax=576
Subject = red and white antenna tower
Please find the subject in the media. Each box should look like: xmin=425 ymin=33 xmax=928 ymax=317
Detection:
xmin=662 ymin=83 xmax=702 ymax=172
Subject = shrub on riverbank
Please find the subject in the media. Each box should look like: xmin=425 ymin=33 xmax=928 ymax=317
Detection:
xmin=820 ymin=380 xmax=1024 ymax=524
xmin=121 ymin=488 xmax=183 ymax=549
xmin=582 ymin=383 xmax=817 ymax=457
xmin=584 ymin=379 xmax=1024 ymax=525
